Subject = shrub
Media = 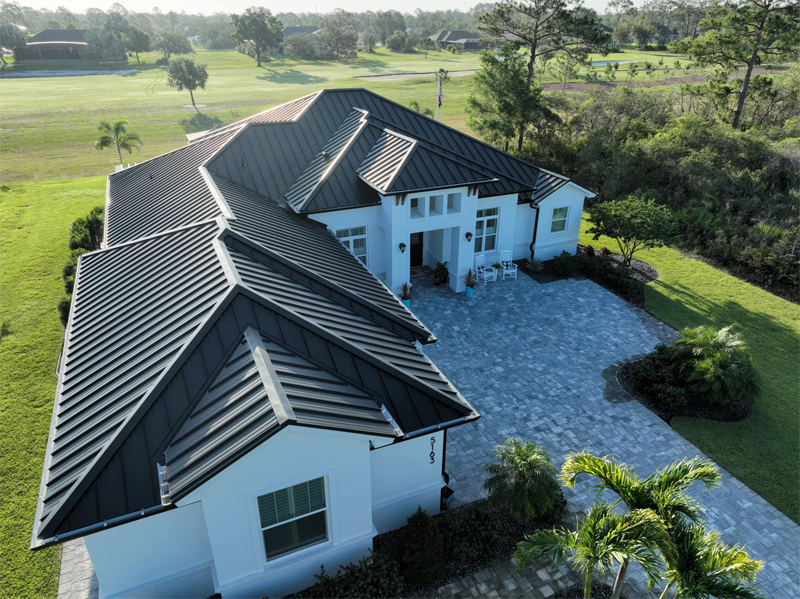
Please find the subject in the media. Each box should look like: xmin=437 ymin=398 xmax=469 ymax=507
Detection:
xmin=583 ymin=244 xmax=596 ymax=257
xmin=550 ymin=251 xmax=575 ymax=277
xmin=628 ymin=344 xmax=690 ymax=411
xmin=400 ymin=507 xmax=446 ymax=583
xmin=574 ymin=254 xmax=644 ymax=302
xmin=483 ymin=438 xmax=563 ymax=522
xmin=653 ymin=383 xmax=688 ymax=411
xmin=288 ymin=551 xmax=404 ymax=598
xmin=524 ymin=257 xmax=544 ymax=273
xmin=58 ymin=296 xmax=72 ymax=327
xmin=600 ymin=246 xmax=611 ymax=255
xmin=674 ymin=325 xmax=757 ymax=405
xmin=68 ymin=206 xmax=104 ymax=251
xmin=439 ymin=501 xmax=501 ymax=564
xmin=62 ymin=248 xmax=88 ymax=295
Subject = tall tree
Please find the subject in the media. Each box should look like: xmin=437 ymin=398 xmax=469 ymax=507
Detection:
xmin=230 ymin=6 xmax=283 ymax=67
xmin=94 ymin=120 xmax=142 ymax=166
xmin=319 ymin=9 xmax=358 ymax=59
xmin=661 ymin=521 xmax=764 ymax=599
xmin=153 ymin=32 xmax=192 ymax=61
xmin=677 ymin=0 xmax=800 ymax=129
xmin=372 ymin=10 xmax=406 ymax=45
xmin=516 ymin=504 xmax=666 ymax=599
xmin=167 ymin=57 xmax=208 ymax=108
xmin=561 ymin=453 xmax=720 ymax=599
xmin=0 ymin=22 xmax=26 ymax=65
xmin=467 ymin=43 xmax=560 ymax=152
xmin=479 ymin=0 xmax=610 ymax=88
xmin=607 ymin=0 xmax=634 ymax=34
xmin=125 ymin=26 xmax=149 ymax=63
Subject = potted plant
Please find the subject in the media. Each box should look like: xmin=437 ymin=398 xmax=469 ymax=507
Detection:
xmin=434 ymin=261 xmax=449 ymax=286
xmin=400 ymin=282 xmax=411 ymax=307
xmin=464 ymin=268 xmax=476 ymax=297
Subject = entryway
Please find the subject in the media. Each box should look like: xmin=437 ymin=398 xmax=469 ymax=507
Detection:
xmin=410 ymin=232 xmax=424 ymax=267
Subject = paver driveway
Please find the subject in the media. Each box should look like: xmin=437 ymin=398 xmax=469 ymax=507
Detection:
xmin=412 ymin=272 xmax=800 ymax=599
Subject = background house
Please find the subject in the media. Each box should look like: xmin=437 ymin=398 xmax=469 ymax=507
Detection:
xmin=427 ymin=30 xmax=482 ymax=51
xmin=14 ymin=29 xmax=96 ymax=61
xmin=282 ymin=25 xmax=320 ymax=38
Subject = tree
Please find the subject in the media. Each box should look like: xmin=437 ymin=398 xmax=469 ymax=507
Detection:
xmin=167 ymin=58 xmax=208 ymax=108
xmin=386 ymin=29 xmax=417 ymax=52
xmin=125 ymin=26 xmax=149 ymax=63
xmin=515 ymin=504 xmax=666 ymax=599
xmin=551 ymin=52 xmax=581 ymax=91
xmin=87 ymin=26 xmax=125 ymax=61
xmin=153 ymin=32 xmax=192 ymax=61
xmin=409 ymin=101 xmax=434 ymax=117
xmin=588 ymin=195 xmax=674 ymax=266
xmin=94 ymin=120 xmax=142 ymax=166
xmin=467 ymin=44 xmax=560 ymax=152
xmin=661 ymin=521 xmax=764 ymax=599
xmin=0 ymin=22 xmax=26 ymax=66
xmin=231 ymin=7 xmax=283 ymax=67
xmin=372 ymin=10 xmax=406 ymax=46
xmin=482 ymin=438 xmax=562 ymax=522
xmin=360 ymin=29 xmax=376 ymax=53
xmin=560 ymin=453 xmax=720 ymax=599
xmin=606 ymin=0 xmax=633 ymax=39
xmin=676 ymin=0 xmax=800 ymax=130
xmin=479 ymin=0 xmax=610 ymax=88
xmin=319 ymin=9 xmax=358 ymax=59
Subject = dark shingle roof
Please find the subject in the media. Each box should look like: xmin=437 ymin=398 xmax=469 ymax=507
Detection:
xmin=26 ymin=29 xmax=87 ymax=44
xmin=283 ymin=25 xmax=319 ymax=37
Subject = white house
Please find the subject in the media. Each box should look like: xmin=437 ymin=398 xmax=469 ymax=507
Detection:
xmin=31 ymin=90 xmax=593 ymax=599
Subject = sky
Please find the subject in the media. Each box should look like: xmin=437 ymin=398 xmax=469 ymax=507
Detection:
xmin=25 ymin=0 xmax=616 ymax=18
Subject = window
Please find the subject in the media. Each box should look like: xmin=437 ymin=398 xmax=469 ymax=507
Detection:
xmin=446 ymin=192 xmax=462 ymax=214
xmin=551 ymin=207 xmax=568 ymax=233
xmin=257 ymin=477 xmax=328 ymax=561
xmin=410 ymin=197 xmax=423 ymax=218
xmin=336 ymin=226 xmax=367 ymax=265
xmin=474 ymin=207 xmax=499 ymax=253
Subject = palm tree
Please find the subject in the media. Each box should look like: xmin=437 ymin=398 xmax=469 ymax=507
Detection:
xmin=483 ymin=438 xmax=562 ymax=522
xmin=515 ymin=504 xmax=666 ymax=599
xmin=561 ymin=453 xmax=720 ymax=599
xmin=95 ymin=120 xmax=143 ymax=166
xmin=660 ymin=521 xmax=764 ymax=599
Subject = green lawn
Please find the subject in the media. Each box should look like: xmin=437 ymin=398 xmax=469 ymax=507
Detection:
xmin=0 ymin=178 xmax=106 ymax=599
xmin=580 ymin=216 xmax=800 ymax=524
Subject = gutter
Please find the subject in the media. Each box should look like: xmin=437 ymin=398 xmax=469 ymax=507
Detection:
xmin=529 ymin=200 xmax=540 ymax=260
xmin=398 ymin=412 xmax=480 ymax=442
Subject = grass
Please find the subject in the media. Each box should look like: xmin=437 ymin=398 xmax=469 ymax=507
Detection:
xmin=0 ymin=47 xmax=696 ymax=184
xmin=580 ymin=216 xmax=800 ymax=524
xmin=0 ymin=178 xmax=106 ymax=599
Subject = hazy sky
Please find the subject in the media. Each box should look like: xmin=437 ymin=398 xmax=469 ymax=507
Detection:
xmin=27 ymin=0 xmax=616 ymax=18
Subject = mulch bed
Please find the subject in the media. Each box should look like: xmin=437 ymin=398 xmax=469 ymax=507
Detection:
xmin=372 ymin=498 xmax=565 ymax=598
xmin=553 ymin=581 xmax=625 ymax=599
xmin=617 ymin=360 xmax=752 ymax=424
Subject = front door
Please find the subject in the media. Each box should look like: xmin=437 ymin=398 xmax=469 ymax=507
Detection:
xmin=410 ymin=232 xmax=424 ymax=267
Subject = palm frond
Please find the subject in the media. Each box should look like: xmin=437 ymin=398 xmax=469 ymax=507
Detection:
xmin=648 ymin=457 xmax=721 ymax=494
xmin=515 ymin=528 xmax=575 ymax=569
xmin=94 ymin=135 xmax=114 ymax=150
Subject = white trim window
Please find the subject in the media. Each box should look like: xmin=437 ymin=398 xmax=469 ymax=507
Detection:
xmin=256 ymin=477 xmax=328 ymax=561
xmin=336 ymin=226 xmax=367 ymax=265
xmin=551 ymin=207 xmax=569 ymax=233
xmin=474 ymin=207 xmax=499 ymax=253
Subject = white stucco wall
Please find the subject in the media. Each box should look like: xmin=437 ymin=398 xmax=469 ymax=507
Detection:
xmin=533 ymin=184 xmax=589 ymax=261
xmin=178 ymin=427 xmax=375 ymax=599
xmin=370 ymin=431 xmax=444 ymax=533
xmin=308 ymin=206 xmax=385 ymax=281
xmin=84 ymin=501 xmax=215 ymax=599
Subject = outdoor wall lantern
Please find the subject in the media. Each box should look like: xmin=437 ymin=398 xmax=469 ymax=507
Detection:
xmin=465 ymin=231 xmax=473 ymax=242
xmin=399 ymin=242 xmax=407 ymax=254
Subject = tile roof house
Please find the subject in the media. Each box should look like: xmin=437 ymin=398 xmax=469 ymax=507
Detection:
xmin=14 ymin=29 xmax=100 ymax=61
xmin=32 ymin=89 xmax=594 ymax=599
xmin=427 ymin=30 xmax=482 ymax=50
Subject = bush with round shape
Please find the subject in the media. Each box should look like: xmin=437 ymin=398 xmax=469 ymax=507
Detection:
xmin=400 ymin=507 xmax=446 ymax=583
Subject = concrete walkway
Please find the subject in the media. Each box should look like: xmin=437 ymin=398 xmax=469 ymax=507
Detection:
xmin=411 ymin=272 xmax=800 ymax=599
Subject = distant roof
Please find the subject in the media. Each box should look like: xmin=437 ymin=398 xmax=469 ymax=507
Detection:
xmin=32 ymin=88 xmax=590 ymax=549
xmin=283 ymin=25 xmax=319 ymax=37
xmin=600 ymin=24 xmax=613 ymax=32
xmin=428 ymin=30 xmax=479 ymax=43
xmin=25 ymin=29 xmax=87 ymax=45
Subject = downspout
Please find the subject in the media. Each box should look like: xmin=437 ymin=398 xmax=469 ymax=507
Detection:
xmin=528 ymin=201 xmax=540 ymax=260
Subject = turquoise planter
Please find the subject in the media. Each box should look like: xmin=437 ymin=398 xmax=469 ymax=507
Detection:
xmin=402 ymin=299 xmax=410 ymax=308
xmin=465 ymin=287 xmax=474 ymax=297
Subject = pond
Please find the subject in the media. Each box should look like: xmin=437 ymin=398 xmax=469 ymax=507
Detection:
xmin=591 ymin=60 xmax=634 ymax=67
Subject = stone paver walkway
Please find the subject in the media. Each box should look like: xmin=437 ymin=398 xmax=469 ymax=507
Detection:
xmin=411 ymin=273 xmax=800 ymax=599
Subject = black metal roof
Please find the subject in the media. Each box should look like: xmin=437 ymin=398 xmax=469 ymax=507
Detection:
xmin=34 ymin=89 xmax=591 ymax=549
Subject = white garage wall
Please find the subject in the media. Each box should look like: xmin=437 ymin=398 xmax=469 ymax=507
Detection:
xmin=83 ymin=501 xmax=215 ymax=599
xmin=370 ymin=431 xmax=444 ymax=533
xmin=178 ymin=427 xmax=375 ymax=599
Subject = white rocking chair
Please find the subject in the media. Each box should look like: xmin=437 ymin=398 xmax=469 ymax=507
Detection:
xmin=475 ymin=254 xmax=496 ymax=285
xmin=500 ymin=250 xmax=518 ymax=280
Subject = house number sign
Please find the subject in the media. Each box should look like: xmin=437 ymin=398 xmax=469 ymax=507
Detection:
xmin=429 ymin=436 xmax=436 ymax=464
